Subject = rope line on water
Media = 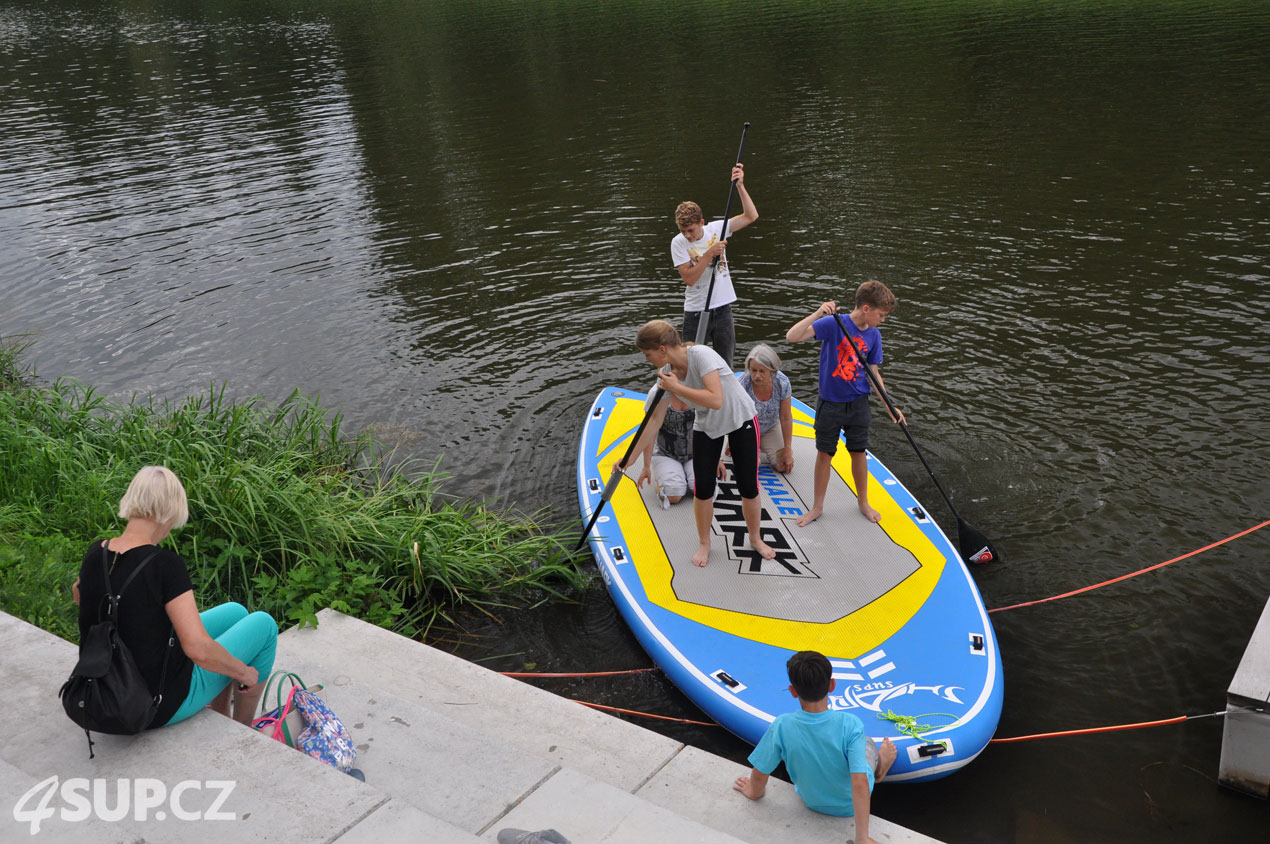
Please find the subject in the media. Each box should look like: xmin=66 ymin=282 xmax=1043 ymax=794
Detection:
xmin=500 ymin=668 xmax=659 ymax=678
xmin=989 ymin=711 xmax=1226 ymax=744
xmin=988 ymin=518 xmax=1270 ymax=614
xmin=569 ymin=699 xmax=719 ymax=727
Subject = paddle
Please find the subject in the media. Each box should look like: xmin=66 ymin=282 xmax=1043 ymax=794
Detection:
xmin=693 ymin=122 xmax=750 ymax=345
xmin=829 ymin=309 xmax=997 ymax=565
xmin=575 ymin=368 xmax=671 ymax=552
xmin=577 ymin=126 xmax=750 ymax=554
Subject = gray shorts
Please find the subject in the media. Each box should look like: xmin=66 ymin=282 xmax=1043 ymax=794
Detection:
xmin=814 ymin=395 xmax=871 ymax=454
xmin=865 ymin=736 xmax=880 ymax=776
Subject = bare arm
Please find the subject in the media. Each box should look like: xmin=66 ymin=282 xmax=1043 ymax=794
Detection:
xmin=777 ymin=397 xmax=794 ymax=472
xmin=677 ymin=240 xmax=726 ymax=287
xmin=661 ymin=367 xmax=723 ymax=410
xmin=786 ymin=301 xmax=837 ymax=343
xmin=726 ymin=164 xmax=758 ymax=234
xmin=867 ymin=365 xmax=906 ymax=425
xmin=72 ymin=577 xmax=80 ymax=606
xmin=779 ymin=398 xmax=793 ymax=453
xmin=851 ymin=772 xmax=879 ymax=844
xmin=166 ymin=590 xmax=257 ymax=686
xmin=732 ymin=767 xmax=769 ymax=801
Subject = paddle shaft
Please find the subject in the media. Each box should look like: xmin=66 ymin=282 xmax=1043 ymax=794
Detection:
xmin=694 ymin=122 xmax=750 ymax=345
xmin=829 ymin=310 xmax=967 ymax=522
xmin=575 ymin=384 xmax=669 ymax=552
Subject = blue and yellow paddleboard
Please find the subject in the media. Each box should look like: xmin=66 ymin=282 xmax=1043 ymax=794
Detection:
xmin=576 ymin=385 xmax=1003 ymax=782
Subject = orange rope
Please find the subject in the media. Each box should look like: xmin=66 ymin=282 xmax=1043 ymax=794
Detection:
xmin=500 ymin=668 xmax=659 ymax=678
xmin=570 ymin=699 xmax=719 ymax=727
xmin=989 ymin=711 xmax=1223 ymax=744
xmin=988 ymin=519 xmax=1270 ymax=614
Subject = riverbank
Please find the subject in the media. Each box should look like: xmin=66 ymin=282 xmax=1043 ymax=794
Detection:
xmin=0 ymin=337 xmax=586 ymax=643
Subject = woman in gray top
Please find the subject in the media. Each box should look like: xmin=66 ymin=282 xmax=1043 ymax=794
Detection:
xmin=619 ymin=320 xmax=776 ymax=568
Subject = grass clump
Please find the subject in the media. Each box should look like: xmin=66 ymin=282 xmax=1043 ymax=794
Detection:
xmin=0 ymin=341 xmax=586 ymax=642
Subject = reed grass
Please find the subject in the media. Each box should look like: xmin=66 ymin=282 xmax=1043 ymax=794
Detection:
xmin=0 ymin=339 xmax=586 ymax=642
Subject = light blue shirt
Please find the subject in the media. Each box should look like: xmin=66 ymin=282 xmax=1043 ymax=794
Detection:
xmin=747 ymin=709 xmax=874 ymax=817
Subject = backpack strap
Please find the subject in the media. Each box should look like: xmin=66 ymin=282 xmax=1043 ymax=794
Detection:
xmin=98 ymin=544 xmax=174 ymax=706
xmin=99 ymin=544 xmax=161 ymax=625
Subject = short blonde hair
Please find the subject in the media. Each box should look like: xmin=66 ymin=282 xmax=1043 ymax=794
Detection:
xmin=118 ymin=465 xmax=189 ymax=528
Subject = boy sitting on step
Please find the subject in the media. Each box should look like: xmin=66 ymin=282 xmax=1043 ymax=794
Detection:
xmin=732 ymin=651 xmax=896 ymax=844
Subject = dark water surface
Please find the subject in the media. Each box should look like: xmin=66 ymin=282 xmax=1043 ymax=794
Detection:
xmin=3 ymin=0 xmax=1269 ymax=840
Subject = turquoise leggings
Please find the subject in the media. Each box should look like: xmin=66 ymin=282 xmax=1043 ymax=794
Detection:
xmin=166 ymin=602 xmax=278 ymax=725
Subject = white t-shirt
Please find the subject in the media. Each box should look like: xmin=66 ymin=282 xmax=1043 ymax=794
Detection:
xmin=670 ymin=219 xmax=737 ymax=313
xmin=684 ymin=345 xmax=756 ymax=439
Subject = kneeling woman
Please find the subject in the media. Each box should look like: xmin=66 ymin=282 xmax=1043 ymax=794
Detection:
xmin=73 ymin=466 xmax=278 ymax=728
xmin=622 ymin=320 xmax=776 ymax=567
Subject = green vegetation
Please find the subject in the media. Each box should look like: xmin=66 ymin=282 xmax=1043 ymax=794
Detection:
xmin=0 ymin=336 xmax=585 ymax=642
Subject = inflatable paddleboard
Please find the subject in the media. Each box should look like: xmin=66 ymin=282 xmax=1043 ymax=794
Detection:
xmin=576 ymin=385 xmax=1003 ymax=782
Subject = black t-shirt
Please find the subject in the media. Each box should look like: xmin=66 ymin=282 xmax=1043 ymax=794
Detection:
xmin=76 ymin=541 xmax=196 ymax=727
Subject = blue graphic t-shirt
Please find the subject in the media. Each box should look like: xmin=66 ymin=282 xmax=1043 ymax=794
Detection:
xmin=812 ymin=315 xmax=882 ymax=403
xmin=748 ymin=709 xmax=874 ymax=817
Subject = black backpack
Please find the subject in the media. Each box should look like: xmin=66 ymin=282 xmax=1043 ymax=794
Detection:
xmin=59 ymin=545 xmax=175 ymax=758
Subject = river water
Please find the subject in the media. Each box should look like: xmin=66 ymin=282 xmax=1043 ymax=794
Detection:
xmin=2 ymin=0 xmax=1268 ymax=839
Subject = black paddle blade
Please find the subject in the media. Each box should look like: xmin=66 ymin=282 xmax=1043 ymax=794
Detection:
xmin=956 ymin=517 xmax=998 ymax=566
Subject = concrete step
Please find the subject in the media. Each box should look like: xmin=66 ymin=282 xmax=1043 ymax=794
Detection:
xmin=0 ymin=610 xmax=396 ymax=843
xmin=276 ymin=609 xmax=684 ymax=793
xmin=278 ymin=609 xmax=941 ymax=844
xmin=0 ymin=608 xmax=942 ymax=843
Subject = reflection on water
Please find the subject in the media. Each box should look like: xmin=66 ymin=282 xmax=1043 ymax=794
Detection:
xmin=2 ymin=0 xmax=1269 ymax=839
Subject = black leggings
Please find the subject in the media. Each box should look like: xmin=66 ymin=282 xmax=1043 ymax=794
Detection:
xmin=693 ymin=418 xmax=760 ymax=501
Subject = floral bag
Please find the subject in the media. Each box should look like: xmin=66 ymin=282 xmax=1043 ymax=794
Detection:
xmin=251 ymin=683 xmax=355 ymax=772
xmin=291 ymin=687 xmax=357 ymax=772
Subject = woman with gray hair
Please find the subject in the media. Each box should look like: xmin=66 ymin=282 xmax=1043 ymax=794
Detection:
xmin=738 ymin=344 xmax=795 ymax=474
xmin=72 ymin=465 xmax=277 ymax=729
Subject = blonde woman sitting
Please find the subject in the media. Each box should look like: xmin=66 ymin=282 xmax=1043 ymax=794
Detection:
xmin=72 ymin=466 xmax=277 ymax=729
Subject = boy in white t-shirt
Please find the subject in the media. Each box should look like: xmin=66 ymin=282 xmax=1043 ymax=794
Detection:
xmin=670 ymin=163 xmax=758 ymax=367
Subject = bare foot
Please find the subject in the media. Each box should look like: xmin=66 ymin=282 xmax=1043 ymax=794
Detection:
xmin=749 ymin=536 xmax=776 ymax=560
xmin=877 ymin=737 xmax=897 ymax=779
xmin=796 ymin=506 xmax=823 ymax=527
xmin=691 ymin=543 xmax=711 ymax=567
xmin=858 ymin=501 xmax=881 ymax=523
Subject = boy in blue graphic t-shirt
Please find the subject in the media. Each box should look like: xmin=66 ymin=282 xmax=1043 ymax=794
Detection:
xmin=785 ymin=280 xmax=906 ymax=525
xmin=733 ymin=651 xmax=896 ymax=844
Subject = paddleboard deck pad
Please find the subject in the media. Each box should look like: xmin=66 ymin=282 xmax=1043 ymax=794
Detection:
xmin=577 ymin=385 xmax=1003 ymax=782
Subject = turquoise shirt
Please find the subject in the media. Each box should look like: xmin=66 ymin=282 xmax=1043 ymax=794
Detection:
xmin=747 ymin=709 xmax=874 ymax=816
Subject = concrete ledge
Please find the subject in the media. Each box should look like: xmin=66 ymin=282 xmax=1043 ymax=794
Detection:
xmin=272 ymin=649 xmax=562 ymax=833
xmin=637 ymin=745 xmax=942 ymax=844
xmin=1219 ymin=596 xmax=1270 ymax=798
xmin=1 ymin=608 xmax=941 ymax=843
xmin=278 ymin=608 xmax=686 ymax=792
xmin=0 ymin=612 xmax=385 ymax=843
xmin=487 ymin=766 xmax=748 ymax=844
